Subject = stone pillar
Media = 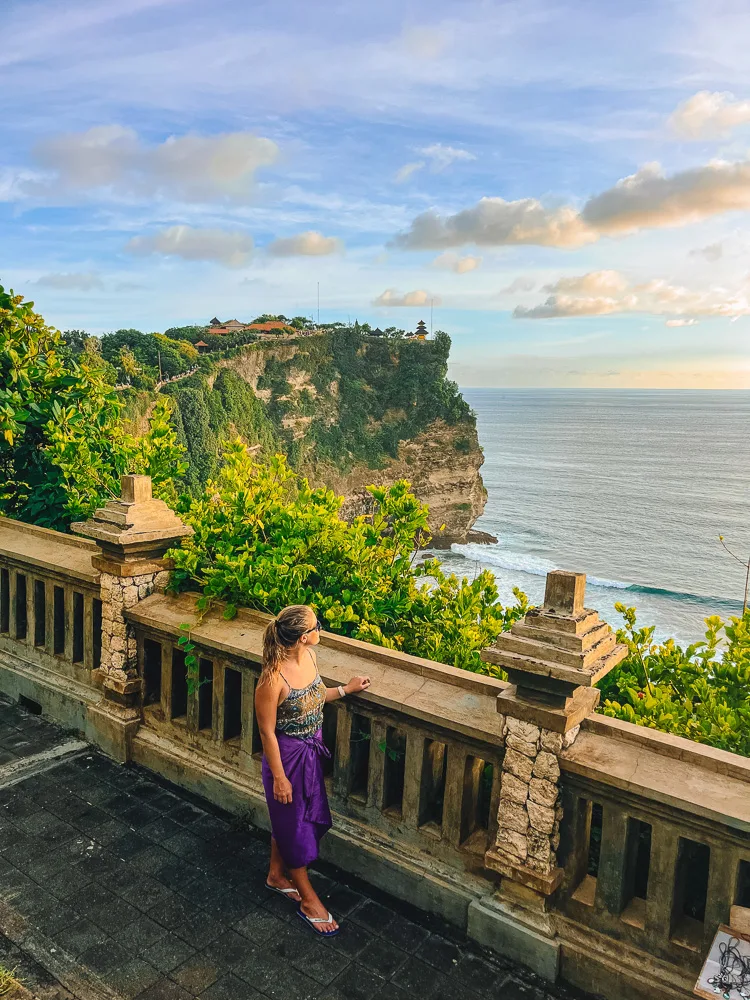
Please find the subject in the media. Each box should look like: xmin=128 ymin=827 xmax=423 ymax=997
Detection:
xmin=71 ymin=475 xmax=192 ymax=761
xmin=467 ymin=570 xmax=627 ymax=981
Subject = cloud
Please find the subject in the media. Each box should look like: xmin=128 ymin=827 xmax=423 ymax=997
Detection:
xmin=432 ymin=252 xmax=482 ymax=273
xmin=394 ymin=143 xmax=474 ymax=183
xmin=126 ymin=226 xmax=254 ymax=266
xmin=580 ymin=160 xmax=750 ymax=234
xmin=29 ymin=126 xmax=279 ymax=203
xmin=665 ymin=318 xmax=699 ymax=327
xmin=266 ymin=230 xmax=343 ymax=256
xmin=393 ymin=197 xmax=596 ymax=250
xmin=394 ymin=161 xmax=426 ymax=183
xmin=395 ymin=155 xmax=750 ymax=250
xmin=373 ymin=289 xmax=440 ymax=307
xmin=514 ymin=269 xmax=750 ymax=319
xmin=500 ymin=276 xmax=536 ymax=294
xmin=669 ymin=91 xmax=750 ymax=139
xmin=35 ymin=272 xmax=103 ymax=291
xmin=419 ymin=143 xmax=475 ymax=172
xmin=690 ymin=241 xmax=723 ymax=262
xmin=541 ymin=270 xmax=628 ymax=296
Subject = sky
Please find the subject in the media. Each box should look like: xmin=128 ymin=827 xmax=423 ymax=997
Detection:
xmin=3 ymin=0 xmax=750 ymax=388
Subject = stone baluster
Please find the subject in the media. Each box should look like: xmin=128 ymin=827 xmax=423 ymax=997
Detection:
xmin=72 ymin=474 xmax=192 ymax=761
xmin=468 ymin=570 xmax=627 ymax=981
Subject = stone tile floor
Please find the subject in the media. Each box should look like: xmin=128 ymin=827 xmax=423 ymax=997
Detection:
xmin=0 ymin=695 xmax=594 ymax=1000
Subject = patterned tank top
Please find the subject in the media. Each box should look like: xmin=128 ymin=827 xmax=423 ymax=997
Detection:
xmin=276 ymin=654 xmax=326 ymax=739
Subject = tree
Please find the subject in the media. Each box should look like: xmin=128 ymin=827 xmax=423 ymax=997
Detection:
xmin=61 ymin=329 xmax=91 ymax=355
xmin=163 ymin=325 xmax=208 ymax=343
xmin=0 ymin=285 xmax=186 ymax=530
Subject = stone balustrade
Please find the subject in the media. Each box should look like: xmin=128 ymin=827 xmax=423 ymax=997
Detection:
xmin=0 ymin=479 xmax=748 ymax=1000
xmin=0 ymin=515 xmax=103 ymax=725
xmin=125 ymin=591 xmax=506 ymax=888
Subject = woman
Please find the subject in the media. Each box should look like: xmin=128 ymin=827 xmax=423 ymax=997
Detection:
xmin=255 ymin=604 xmax=371 ymax=936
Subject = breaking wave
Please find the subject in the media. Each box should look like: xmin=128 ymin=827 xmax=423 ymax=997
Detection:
xmin=448 ymin=543 xmax=740 ymax=612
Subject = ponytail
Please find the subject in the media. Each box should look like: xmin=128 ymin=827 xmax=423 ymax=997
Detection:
xmin=259 ymin=605 xmax=315 ymax=685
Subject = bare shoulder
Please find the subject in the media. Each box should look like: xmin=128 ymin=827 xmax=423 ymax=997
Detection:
xmin=255 ymin=672 xmax=284 ymax=705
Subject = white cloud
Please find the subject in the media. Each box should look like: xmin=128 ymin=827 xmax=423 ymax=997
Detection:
xmin=432 ymin=251 xmax=482 ymax=273
xmin=394 ymin=143 xmax=474 ymax=184
xmin=28 ymin=126 xmax=279 ymax=203
xmin=394 ymin=161 xmax=426 ymax=183
xmin=500 ymin=276 xmax=536 ymax=294
xmin=395 ymin=154 xmax=750 ymax=251
xmin=419 ymin=143 xmax=476 ymax=172
xmin=669 ymin=91 xmax=750 ymax=139
xmin=373 ymin=289 xmax=440 ymax=307
xmin=125 ymin=226 xmax=254 ymax=266
xmin=394 ymin=196 xmax=596 ymax=249
xmin=665 ymin=318 xmax=699 ymax=327
xmin=266 ymin=230 xmax=343 ymax=256
xmin=514 ymin=270 xmax=750 ymax=319
xmin=580 ymin=159 xmax=750 ymax=234
xmin=35 ymin=271 xmax=103 ymax=291
xmin=542 ymin=270 xmax=628 ymax=296
xmin=690 ymin=241 xmax=723 ymax=262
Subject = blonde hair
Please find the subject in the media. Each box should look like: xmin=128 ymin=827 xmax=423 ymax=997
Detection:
xmin=260 ymin=605 xmax=316 ymax=684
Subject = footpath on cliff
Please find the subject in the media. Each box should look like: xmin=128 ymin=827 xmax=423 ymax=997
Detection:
xmin=0 ymin=694 xmax=595 ymax=1000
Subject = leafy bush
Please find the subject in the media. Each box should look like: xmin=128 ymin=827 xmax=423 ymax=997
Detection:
xmin=169 ymin=440 xmax=527 ymax=670
xmin=0 ymin=286 xmax=186 ymax=529
xmin=598 ymin=603 xmax=750 ymax=757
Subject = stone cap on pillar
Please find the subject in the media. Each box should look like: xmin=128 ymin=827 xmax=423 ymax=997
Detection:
xmin=72 ymin=474 xmax=193 ymax=576
xmin=481 ymin=570 xmax=627 ymax=733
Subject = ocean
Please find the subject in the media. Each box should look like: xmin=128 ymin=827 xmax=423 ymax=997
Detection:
xmin=434 ymin=389 xmax=750 ymax=644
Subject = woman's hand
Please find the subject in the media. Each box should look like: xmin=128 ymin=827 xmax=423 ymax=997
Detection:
xmin=345 ymin=676 xmax=371 ymax=694
xmin=273 ymin=775 xmax=293 ymax=804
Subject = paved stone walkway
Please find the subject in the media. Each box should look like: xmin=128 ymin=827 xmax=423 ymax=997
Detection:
xmin=0 ymin=695 xmax=594 ymax=1000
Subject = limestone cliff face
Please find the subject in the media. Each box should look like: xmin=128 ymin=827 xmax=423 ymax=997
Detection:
xmin=316 ymin=420 xmax=486 ymax=545
xmin=210 ymin=343 xmax=299 ymax=391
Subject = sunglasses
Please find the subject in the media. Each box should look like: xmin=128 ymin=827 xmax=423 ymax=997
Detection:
xmin=302 ymin=620 xmax=322 ymax=636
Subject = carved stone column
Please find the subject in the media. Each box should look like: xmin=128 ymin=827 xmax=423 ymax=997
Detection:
xmin=468 ymin=570 xmax=627 ymax=980
xmin=72 ymin=474 xmax=192 ymax=760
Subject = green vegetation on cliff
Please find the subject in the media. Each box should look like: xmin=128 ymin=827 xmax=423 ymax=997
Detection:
xmin=168 ymin=369 xmax=281 ymax=493
xmin=121 ymin=327 xmax=473 ymax=493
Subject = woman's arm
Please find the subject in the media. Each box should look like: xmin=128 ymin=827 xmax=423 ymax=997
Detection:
xmin=254 ymin=677 xmax=293 ymax=804
xmin=324 ymin=675 xmax=371 ymax=702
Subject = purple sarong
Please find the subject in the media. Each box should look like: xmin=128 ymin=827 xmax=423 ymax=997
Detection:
xmin=261 ymin=729 xmax=332 ymax=869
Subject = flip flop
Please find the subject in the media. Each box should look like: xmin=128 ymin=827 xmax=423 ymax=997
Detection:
xmin=296 ymin=907 xmax=340 ymax=937
xmin=265 ymin=882 xmax=301 ymax=901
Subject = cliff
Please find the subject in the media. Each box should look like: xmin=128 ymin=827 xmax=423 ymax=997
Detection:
xmin=127 ymin=330 xmax=487 ymax=544
xmin=323 ymin=420 xmax=486 ymax=545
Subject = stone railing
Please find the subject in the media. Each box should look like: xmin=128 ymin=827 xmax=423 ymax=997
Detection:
xmin=554 ymin=714 xmax=750 ymax=998
xmin=125 ymin=591 xmax=506 ymax=905
xmin=0 ymin=516 xmax=103 ymax=722
xmin=0 ymin=477 xmax=747 ymax=1000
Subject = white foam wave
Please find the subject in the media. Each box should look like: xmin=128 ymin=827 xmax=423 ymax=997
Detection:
xmin=450 ymin=543 xmax=631 ymax=591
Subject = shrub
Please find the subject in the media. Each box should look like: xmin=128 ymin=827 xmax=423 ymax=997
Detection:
xmin=598 ymin=603 xmax=750 ymax=757
xmin=169 ymin=440 xmax=527 ymax=671
xmin=0 ymin=286 xmax=186 ymax=529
